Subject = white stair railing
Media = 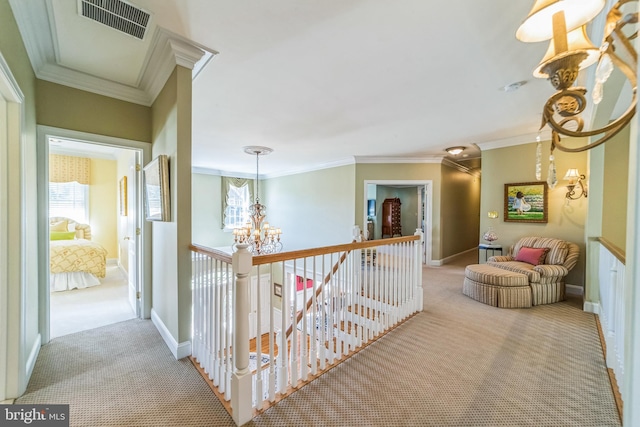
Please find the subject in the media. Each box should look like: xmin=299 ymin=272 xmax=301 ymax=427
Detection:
xmin=190 ymin=229 xmax=423 ymax=426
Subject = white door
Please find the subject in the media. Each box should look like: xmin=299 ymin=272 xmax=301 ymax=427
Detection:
xmin=127 ymin=152 xmax=141 ymax=316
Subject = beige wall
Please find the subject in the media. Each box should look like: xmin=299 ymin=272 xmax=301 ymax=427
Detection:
xmin=151 ymin=67 xmax=193 ymax=346
xmin=479 ymin=139 xmax=588 ymax=286
xmin=89 ymin=158 xmax=117 ymax=258
xmin=36 ymin=80 xmax=152 ymax=143
xmin=602 ymin=124 xmax=630 ymax=251
xmin=441 ymin=164 xmax=481 ymax=258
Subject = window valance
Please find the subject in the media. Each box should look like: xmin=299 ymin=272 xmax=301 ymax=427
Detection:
xmin=221 ymin=176 xmax=254 ymax=229
xmin=49 ymin=154 xmax=91 ymax=185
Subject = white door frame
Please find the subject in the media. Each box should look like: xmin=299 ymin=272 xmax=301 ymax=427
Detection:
xmin=363 ymin=180 xmax=433 ymax=265
xmin=0 ymin=53 xmax=27 ymax=400
xmin=37 ymin=125 xmax=152 ymax=344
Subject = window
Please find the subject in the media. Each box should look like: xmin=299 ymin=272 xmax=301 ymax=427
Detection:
xmin=224 ymin=182 xmax=251 ymax=230
xmin=49 ymin=181 xmax=89 ymax=223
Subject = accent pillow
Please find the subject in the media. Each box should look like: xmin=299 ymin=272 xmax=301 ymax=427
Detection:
xmin=50 ymin=220 xmax=68 ymax=232
xmin=50 ymin=230 xmax=76 ymax=241
xmin=515 ymin=246 xmax=550 ymax=266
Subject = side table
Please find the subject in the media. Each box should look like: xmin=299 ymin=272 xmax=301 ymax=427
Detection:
xmin=478 ymin=243 xmax=503 ymax=263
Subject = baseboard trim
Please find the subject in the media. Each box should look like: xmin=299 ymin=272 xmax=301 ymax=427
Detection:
xmin=117 ymin=262 xmax=128 ymax=279
xmin=151 ymin=309 xmax=191 ymax=360
xmin=435 ymin=247 xmax=477 ymax=266
xmin=583 ymin=301 xmax=600 ymax=314
xmin=26 ymin=334 xmax=41 ymax=382
xmin=565 ymin=284 xmax=583 ymax=296
xmin=106 ymin=258 xmax=118 ymax=266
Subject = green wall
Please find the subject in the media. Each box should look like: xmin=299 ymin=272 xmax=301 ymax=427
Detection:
xmin=191 ymin=173 xmax=232 ymax=249
xmin=36 ymin=80 xmax=151 ymax=143
xmin=150 ymin=66 xmax=193 ymax=347
xmin=602 ymin=124 xmax=630 ymax=251
xmin=441 ymin=164 xmax=481 ymax=258
xmin=479 ymin=139 xmax=588 ymax=287
xmin=263 ymin=165 xmax=356 ymax=250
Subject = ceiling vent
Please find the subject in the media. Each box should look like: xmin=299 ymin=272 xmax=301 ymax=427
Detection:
xmin=79 ymin=0 xmax=151 ymax=40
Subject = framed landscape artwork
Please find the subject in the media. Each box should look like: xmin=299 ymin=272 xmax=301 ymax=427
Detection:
xmin=504 ymin=182 xmax=548 ymax=223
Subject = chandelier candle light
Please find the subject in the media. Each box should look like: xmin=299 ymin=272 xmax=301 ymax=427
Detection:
xmin=516 ymin=0 xmax=637 ymax=157
xmin=232 ymin=146 xmax=283 ymax=255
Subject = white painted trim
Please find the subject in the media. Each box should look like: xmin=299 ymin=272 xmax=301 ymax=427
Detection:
xmin=151 ymin=309 xmax=192 ymax=359
xmin=363 ymin=180 xmax=433 ymax=266
xmin=106 ymin=258 xmax=118 ymax=266
xmin=8 ymin=2 xmax=218 ymax=106
xmin=565 ymin=284 xmax=584 ymax=296
xmin=264 ymin=157 xmax=355 ymax=178
xmin=25 ymin=334 xmax=41 ymax=381
xmin=438 ymin=247 xmax=477 ymax=266
xmin=354 ymin=156 xmax=444 ymax=164
xmin=583 ymin=301 xmax=600 ymax=315
xmin=37 ymin=126 xmax=153 ymax=347
xmin=0 ymin=49 xmax=28 ymax=399
xmin=476 ymin=130 xmax=552 ymax=151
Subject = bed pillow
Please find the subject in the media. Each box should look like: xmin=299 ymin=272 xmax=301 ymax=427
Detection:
xmin=515 ymin=246 xmax=549 ymax=266
xmin=50 ymin=220 xmax=68 ymax=232
xmin=50 ymin=230 xmax=76 ymax=241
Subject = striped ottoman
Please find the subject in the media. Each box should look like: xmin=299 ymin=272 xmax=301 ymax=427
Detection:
xmin=463 ymin=264 xmax=531 ymax=308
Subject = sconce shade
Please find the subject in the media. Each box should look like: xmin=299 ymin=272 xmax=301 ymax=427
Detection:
xmin=563 ymin=168 xmax=582 ymax=183
xmin=533 ymin=26 xmax=600 ymax=78
xmin=516 ymin=0 xmax=605 ymax=43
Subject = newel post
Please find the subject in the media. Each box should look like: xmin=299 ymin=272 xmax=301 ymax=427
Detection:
xmin=231 ymin=244 xmax=253 ymax=426
xmin=414 ymin=229 xmax=424 ymax=312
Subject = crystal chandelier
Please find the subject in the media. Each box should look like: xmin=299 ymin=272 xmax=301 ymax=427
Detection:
xmin=516 ymin=0 xmax=637 ymax=154
xmin=232 ymin=146 xmax=282 ymax=255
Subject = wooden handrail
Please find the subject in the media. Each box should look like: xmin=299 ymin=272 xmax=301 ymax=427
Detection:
xmin=189 ymin=244 xmax=233 ymax=264
xmin=189 ymin=235 xmax=420 ymax=266
xmin=284 ymin=249 xmax=351 ymax=339
xmin=595 ymin=237 xmax=626 ymax=265
xmin=251 ymin=235 xmax=419 ymax=266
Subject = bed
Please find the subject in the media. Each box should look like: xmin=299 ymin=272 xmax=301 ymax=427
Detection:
xmin=49 ymin=217 xmax=108 ymax=292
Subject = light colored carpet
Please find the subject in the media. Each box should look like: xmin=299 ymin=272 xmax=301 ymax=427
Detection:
xmin=18 ymin=252 xmax=620 ymax=426
xmin=50 ymin=265 xmax=136 ymax=338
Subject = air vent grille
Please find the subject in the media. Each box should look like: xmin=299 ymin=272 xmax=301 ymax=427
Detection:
xmin=80 ymin=0 xmax=150 ymax=40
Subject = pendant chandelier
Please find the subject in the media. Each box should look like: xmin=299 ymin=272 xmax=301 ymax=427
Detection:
xmin=516 ymin=0 xmax=637 ymax=158
xmin=232 ymin=146 xmax=282 ymax=255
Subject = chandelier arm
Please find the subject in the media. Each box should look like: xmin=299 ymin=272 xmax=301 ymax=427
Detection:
xmin=551 ymin=104 xmax=634 ymax=152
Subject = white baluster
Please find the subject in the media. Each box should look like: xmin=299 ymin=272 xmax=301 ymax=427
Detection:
xmin=255 ymin=266 xmax=263 ymax=409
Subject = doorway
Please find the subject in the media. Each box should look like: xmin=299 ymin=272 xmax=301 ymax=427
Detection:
xmin=363 ymin=180 xmax=433 ymax=265
xmin=38 ymin=126 xmax=151 ymax=344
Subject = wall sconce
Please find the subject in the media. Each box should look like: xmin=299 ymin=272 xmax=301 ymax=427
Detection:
xmin=487 ymin=211 xmax=499 ymax=219
xmin=564 ymin=168 xmax=588 ymax=200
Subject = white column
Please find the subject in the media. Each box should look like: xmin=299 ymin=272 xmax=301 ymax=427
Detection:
xmin=231 ymin=244 xmax=253 ymax=426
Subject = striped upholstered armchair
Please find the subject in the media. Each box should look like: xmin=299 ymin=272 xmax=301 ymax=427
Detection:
xmin=487 ymin=237 xmax=580 ymax=306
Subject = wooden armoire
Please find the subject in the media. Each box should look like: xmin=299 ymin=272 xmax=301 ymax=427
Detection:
xmin=381 ymin=198 xmax=402 ymax=238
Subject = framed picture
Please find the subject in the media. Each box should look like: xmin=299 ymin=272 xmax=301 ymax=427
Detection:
xmin=119 ymin=176 xmax=128 ymax=216
xmin=504 ymin=182 xmax=548 ymax=223
xmin=273 ymin=283 xmax=282 ymax=297
xmin=143 ymin=155 xmax=170 ymax=222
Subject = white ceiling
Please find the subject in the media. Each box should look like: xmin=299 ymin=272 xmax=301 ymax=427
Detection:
xmin=12 ymin=0 xmax=569 ymax=176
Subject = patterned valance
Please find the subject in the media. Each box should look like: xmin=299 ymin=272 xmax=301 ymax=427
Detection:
xmin=49 ymin=154 xmax=91 ymax=185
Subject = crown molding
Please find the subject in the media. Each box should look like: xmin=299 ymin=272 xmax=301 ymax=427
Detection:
xmin=475 ymin=130 xmax=551 ymax=151
xmin=354 ymin=156 xmax=445 ymax=164
xmin=8 ymin=0 xmax=217 ymax=106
